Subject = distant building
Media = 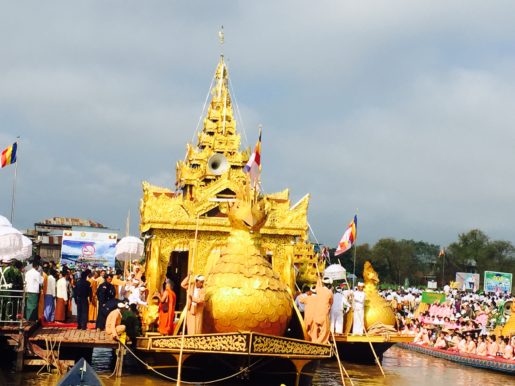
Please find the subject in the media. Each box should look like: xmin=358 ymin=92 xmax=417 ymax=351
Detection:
xmin=24 ymin=217 xmax=113 ymax=262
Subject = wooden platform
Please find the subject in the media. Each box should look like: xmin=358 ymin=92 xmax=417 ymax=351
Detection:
xmin=29 ymin=327 xmax=118 ymax=348
xmin=333 ymin=333 xmax=414 ymax=344
xmin=333 ymin=333 xmax=414 ymax=364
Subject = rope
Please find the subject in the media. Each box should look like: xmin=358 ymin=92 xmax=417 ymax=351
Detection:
xmin=37 ymin=336 xmax=62 ymax=376
xmin=187 ymin=72 xmax=216 ymax=157
xmin=227 ymin=74 xmax=249 ymax=149
xmin=120 ymin=341 xmax=264 ymax=384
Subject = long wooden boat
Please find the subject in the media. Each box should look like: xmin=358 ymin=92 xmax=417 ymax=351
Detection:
xmin=333 ymin=333 xmax=414 ymax=364
xmin=136 ymin=331 xmax=332 ymax=386
xmin=398 ymin=342 xmax=515 ymax=375
xmin=57 ymin=357 xmax=104 ymax=386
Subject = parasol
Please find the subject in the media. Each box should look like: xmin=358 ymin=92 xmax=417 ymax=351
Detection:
xmin=324 ymin=263 xmax=347 ymax=281
xmin=0 ymin=215 xmax=12 ymax=227
xmin=115 ymin=236 xmax=144 ymax=262
xmin=0 ymin=225 xmax=23 ymax=256
xmin=0 ymin=235 xmax=32 ymax=263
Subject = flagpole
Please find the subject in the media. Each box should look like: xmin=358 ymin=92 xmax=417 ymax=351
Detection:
xmin=352 ymin=209 xmax=358 ymax=288
xmin=10 ymin=138 xmax=20 ymax=224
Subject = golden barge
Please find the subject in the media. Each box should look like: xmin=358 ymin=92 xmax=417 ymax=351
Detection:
xmin=137 ymin=53 xmax=332 ymax=385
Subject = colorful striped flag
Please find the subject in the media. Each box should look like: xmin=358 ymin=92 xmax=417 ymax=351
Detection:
xmin=335 ymin=215 xmax=357 ymax=256
xmin=244 ymin=130 xmax=261 ymax=189
xmin=1 ymin=143 xmax=17 ymax=168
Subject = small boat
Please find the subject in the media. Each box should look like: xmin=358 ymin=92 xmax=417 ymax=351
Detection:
xmin=398 ymin=343 xmax=515 ymax=375
xmin=57 ymin=357 xmax=104 ymax=386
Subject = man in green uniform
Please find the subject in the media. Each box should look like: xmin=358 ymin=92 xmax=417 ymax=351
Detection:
xmin=3 ymin=260 xmax=24 ymax=320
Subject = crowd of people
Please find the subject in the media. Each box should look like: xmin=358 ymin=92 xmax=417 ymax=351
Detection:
xmin=378 ymin=286 xmax=515 ymax=361
xmin=0 ymin=257 xmax=207 ymax=347
xmin=2 ymin=256 xmax=514 ymax=362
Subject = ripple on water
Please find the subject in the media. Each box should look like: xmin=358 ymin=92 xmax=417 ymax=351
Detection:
xmin=2 ymin=345 xmax=514 ymax=386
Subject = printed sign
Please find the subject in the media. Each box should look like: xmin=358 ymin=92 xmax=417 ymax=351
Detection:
xmin=455 ymin=272 xmax=480 ymax=292
xmin=421 ymin=291 xmax=446 ymax=304
xmin=61 ymin=231 xmax=117 ymax=268
xmin=484 ymin=271 xmax=513 ymax=294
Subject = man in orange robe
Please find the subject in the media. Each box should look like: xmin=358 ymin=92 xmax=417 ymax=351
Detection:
xmin=181 ymin=274 xmax=205 ymax=335
xmin=88 ymin=271 xmax=99 ymax=322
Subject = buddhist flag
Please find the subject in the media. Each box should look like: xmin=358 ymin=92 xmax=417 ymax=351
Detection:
xmin=335 ymin=215 xmax=357 ymax=256
xmin=1 ymin=143 xmax=17 ymax=168
xmin=244 ymin=130 xmax=261 ymax=188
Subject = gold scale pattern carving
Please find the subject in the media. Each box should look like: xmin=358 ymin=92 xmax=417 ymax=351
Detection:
xmin=152 ymin=334 xmax=248 ymax=353
xmin=251 ymin=335 xmax=332 ymax=357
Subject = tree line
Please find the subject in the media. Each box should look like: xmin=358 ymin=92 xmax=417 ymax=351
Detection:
xmin=328 ymin=229 xmax=515 ymax=288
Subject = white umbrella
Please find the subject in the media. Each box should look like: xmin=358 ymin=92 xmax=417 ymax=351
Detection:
xmin=324 ymin=264 xmax=347 ymax=281
xmin=0 ymin=215 xmax=12 ymax=227
xmin=115 ymin=236 xmax=144 ymax=262
xmin=0 ymin=226 xmax=23 ymax=256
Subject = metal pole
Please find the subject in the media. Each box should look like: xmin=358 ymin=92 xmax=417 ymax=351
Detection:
xmin=352 ymin=245 xmax=357 ymax=288
xmin=442 ymin=253 xmax=445 ymax=288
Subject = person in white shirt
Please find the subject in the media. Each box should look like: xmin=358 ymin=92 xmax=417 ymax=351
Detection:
xmin=24 ymin=262 xmax=43 ymax=321
xmin=127 ymin=280 xmax=147 ymax=306
xmin=44 ymin=269 xmax=57 ymax=322
xmin=352 ymin=282 xmax=366 ymax=335
xmin=55 ymin=272 xmax=68 ymax=322
xmin=331 ymin=287 xmax=350 ymax=334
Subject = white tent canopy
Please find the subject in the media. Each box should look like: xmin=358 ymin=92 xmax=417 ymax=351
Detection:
xmin=115 ymin=236 xmax=144 ymax=262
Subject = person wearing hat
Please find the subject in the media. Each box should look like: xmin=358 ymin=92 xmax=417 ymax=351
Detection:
xmin=330 ymin=285 xmax=350 ymax=335
xmin=96 ymin=274 xmax=116 ymax=330
xmin=181 ymin=273 xmax=206 ymax=335
xmin=106 ymin=302 xmax=128 ymax=340
xmin=352 ymin=282 xmax=366 ymax=335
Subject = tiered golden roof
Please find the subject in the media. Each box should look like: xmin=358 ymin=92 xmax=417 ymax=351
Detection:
xmin=140 ymin=56 xmax=322 ymax=299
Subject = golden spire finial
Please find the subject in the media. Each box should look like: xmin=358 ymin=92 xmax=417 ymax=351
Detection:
xmin=218 ymin=25 xmax=224 ymax=54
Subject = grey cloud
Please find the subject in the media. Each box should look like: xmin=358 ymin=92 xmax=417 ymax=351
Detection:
xmin=1 ymin=1 xmax=515 ymax=249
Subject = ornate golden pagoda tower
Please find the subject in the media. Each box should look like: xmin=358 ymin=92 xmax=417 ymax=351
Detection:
xmin=140 ymin=56 xmax=321 ymax=305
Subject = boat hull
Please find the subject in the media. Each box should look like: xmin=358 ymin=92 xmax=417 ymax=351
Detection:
xmin=398 ymin=343 xmax=515 ymax=375
xmin=136 ymin=331 xmax=332 ymax=386
xmin=333 ymin=334 xmax=414 ymax=364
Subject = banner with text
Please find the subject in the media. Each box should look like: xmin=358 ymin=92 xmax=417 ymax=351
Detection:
xmin=421 ymin=292 xmax=446 ymax=304
xmin=484 ymin=271 xmax=513 ymax=294
xmin=455 ymin=272 xmax=480 ymax=292
xmin=61 ymin=231 xmax=118 ymax=268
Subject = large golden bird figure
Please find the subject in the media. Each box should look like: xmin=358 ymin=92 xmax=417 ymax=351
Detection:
xmin=363 ymin=261 xmax=397 ymax=329
xmin=203 ymin=186 xmax=293 ymax=336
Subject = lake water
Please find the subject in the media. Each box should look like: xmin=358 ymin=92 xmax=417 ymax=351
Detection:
xmin=2 ymin=346 xmax=513 ymax=386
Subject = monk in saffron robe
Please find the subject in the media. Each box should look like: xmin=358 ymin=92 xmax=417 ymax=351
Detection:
xmin=158 ymin=279 xmax=176 ymax=335
xmin=88 ymin=271 xmax=99 ymax=322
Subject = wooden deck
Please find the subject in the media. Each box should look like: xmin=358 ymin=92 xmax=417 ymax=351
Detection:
xmin=333 ymin=333 xmax=414 ymax=343
xmin=29 ymin=327 xmax=118 ymax=348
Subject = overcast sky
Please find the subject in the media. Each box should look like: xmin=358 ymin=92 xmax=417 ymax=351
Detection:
xmin=1 ymin=1 xmax=515 ymax=248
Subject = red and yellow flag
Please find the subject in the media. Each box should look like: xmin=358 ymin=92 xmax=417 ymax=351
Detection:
xmin=335 ymin=215 xmax=357 ymax=256
xmin=1 ymin=143 xmax=17 ymax=168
